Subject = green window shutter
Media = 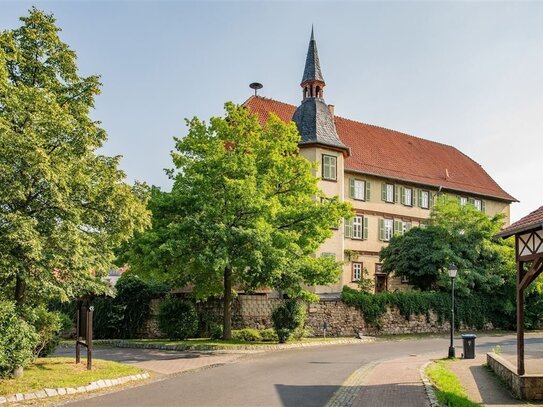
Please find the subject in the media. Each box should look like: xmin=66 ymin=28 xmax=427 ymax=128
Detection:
xmin=366 ymin=181 xmax=371 ymax=201
xmin=378 ymin=219 xmax=385 ymax=241
xmin=457 ymin=196 xmax=462 ymax=205
xmin=430 ymin=193 xmax=434 ymax=207
xmin=363 ymin=217 xmax=369 ymax=240
xmin=400 ymin=187 xmax=406 ymax=205
xmin=394 ymin=185 xmax=400 ymax=203
xmin=406 ymin=222 xmax=412 ymax=231
xmin=412 ymin=189 xmax=417 ymax=207
xmin=481 ymin=200 xmax=486 ymax=213
xmin=344 ymin=218 xmax=352 ymax=238
xmin=418 ymin=189 xmax=423 ymax=208
xmin=394 ymin=220 xmax=402 ymax=234
xmin=381 ymin=183 xmax=386 ymax=201
xmin=349 ymin=178 xmax=355 ymax=198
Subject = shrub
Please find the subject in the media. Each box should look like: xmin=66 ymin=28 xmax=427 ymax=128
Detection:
xmin=158 ymin=297 xmax=198 ymax=340
xmin=58 ymin=312 xmax=74 ymax=339
xmin=93 ymin=298 xmax=125 ymax=339
xmin=115 ymin=274 xmax=169 ymax=338
xmin=26 ymin=306 xmax=63 ymax=357
xmin=260 ymin=328 xmax=278 ymax=342
xmin=0 ymin=301 xmax=38 ymax=377
xmin=209 ymin=323 xmax=223 ymax=340
xmin=271 ymin=300 xmax=306 ymax=343
xmin=197 ymin=309 xmax=222 ymax=338
xmin=87 ymin=273 xmax=169 ymax=339
xmin=232 ymin=329 xmax=262 ymax=342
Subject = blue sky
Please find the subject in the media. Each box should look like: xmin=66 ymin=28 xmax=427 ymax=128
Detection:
xmin=2 ymin=1 xmax=542 ymax=222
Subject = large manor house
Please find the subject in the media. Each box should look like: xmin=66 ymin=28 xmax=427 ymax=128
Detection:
xmin=245 ymin=29 xmax=515 ymax=295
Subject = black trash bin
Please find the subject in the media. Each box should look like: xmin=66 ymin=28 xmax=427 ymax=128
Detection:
xmin=461 ymin=334 xmax=476 ymax=359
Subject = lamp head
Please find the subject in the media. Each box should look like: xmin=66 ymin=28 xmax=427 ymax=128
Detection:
xmin=448 ymin=264 xmax=458 ymax=279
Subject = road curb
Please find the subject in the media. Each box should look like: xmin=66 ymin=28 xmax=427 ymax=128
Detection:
xmin=95 ymin=337 xmax=375 ymax=352
xmin=0 ymin=372 xmax=150 ymax=405
xmin=419 ymin=361 xmax=440 ymax=407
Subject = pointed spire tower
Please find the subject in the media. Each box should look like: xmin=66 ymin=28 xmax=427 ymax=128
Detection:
xmin=293 ymin=28 xmax=349 ymax=156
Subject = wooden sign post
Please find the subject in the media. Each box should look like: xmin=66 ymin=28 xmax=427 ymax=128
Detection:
xmin=75 ymin=297 xmax=94 ymax=370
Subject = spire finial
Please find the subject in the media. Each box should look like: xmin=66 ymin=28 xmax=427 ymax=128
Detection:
xmin=301 ymin=26 xmax=325 ymax=99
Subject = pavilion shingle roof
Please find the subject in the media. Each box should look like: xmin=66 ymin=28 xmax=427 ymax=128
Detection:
xmin=497 ymin=206 xmax=543 ymax=238
xmin=244 ymin=95 xmax=516 ymax=202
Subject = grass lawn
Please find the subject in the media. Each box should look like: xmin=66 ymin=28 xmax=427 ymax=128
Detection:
xmin=426 ymin=359 xmax=481 ymax=407
xmin=122 ymin=337 xmax=357 ymax=347
xmin=0 ymin=357 xmax=144 ymax=396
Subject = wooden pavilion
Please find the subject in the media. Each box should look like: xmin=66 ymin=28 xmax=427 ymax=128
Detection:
xmin=497 ymin=205 xmax=543 ymax=375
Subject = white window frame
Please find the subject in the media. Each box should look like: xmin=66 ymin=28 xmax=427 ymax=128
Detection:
xmin=403 ymin=187 xmax=413 ymax=206
xmin=421 ymin=190 xmax=429 ymax=209
xmin=385 ymin=184 xmax=394 ymax=203
xmin=384 ymin=219 xmax=393 ymax=241
xmin=460 ymin=197 xmax=467 ymax=206
xmin=322 ymin=155 xmax=337 ymax=181
xmin=352 ymin=216 xmax=363 ymax=239
xmin=473 ymin=199 xmax=482 ymax=211
xmin=402 ymin=221 xmax=410 ymax=235
xmin=352 ymin=262 xmax=363 ymax=281
xmin=354 ymin=180 xmax=365 ymax=200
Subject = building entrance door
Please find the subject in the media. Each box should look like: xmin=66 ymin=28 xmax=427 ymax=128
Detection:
xmin=375 ymin=274 xmax=388 ymax=293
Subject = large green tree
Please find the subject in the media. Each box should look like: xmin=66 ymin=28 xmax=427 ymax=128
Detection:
xmin=380 ymin=197 xmax=515 ymax=295
xmin=0 ymin=9 xmax=150 ymax=306
xmin=121 ymin=103 xmax=351 ymax=339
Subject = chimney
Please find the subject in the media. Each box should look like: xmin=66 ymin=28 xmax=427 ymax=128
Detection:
xmin=328 ymin=104 xmax=335 ymax=117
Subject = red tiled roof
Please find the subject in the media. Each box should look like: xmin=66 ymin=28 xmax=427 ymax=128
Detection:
xmin=497 ymin=206 xmax=543 ymax=237
xmin=245 ymin=96 xmax=516 ymax=202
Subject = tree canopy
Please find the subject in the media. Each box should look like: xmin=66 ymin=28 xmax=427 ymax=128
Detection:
xmin=0 ymin=8 xmax=150 ymax=305
xmin=120 ymin=102 xmax=352 ymax=338
xmin=380 ymin=197 xmax=515 ymax=295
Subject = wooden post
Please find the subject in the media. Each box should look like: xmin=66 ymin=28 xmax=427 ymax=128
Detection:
xmin=75 ymin=300 xmax=81 ymax=364
xmin=516 ymin=234 xmax=525 ymax=376
xmin=87 ymin=304 xmax=94 ymax=371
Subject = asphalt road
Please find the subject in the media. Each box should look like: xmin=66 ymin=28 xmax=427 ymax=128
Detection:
xmin=64 ymin=333 xmax=541 ymax=407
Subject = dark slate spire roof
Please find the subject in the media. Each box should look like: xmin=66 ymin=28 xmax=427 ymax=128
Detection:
xmin=293 ymin=98 xmax=349 ymax=152
xmin=293 ymin=28 xmax=349 ymax=154
xmin=301 ymin=26 xmax=324 ymax=85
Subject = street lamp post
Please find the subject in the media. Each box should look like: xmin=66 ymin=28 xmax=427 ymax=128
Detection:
xmin=448 ymin=264 xmax=458 ymax=358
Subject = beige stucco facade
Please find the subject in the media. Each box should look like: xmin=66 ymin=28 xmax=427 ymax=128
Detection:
xmin=303 ymin=149 xmax=512 ymax=295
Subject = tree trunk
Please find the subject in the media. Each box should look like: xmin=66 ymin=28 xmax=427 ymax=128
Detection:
xmin=223 ymin=266 xmax=233 ymax=340
xmin=15 ymin=275 xmax=26 ymax=307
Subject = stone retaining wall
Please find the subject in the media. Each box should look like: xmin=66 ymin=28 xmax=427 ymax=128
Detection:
xmin=487 ymin=352 xmax=543 ymax=400
xmin=141 ymin=295 xmax=490 ymax=338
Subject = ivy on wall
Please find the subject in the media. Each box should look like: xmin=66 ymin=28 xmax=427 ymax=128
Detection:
xmin=341 ymin=286 xmax=517 ymax=330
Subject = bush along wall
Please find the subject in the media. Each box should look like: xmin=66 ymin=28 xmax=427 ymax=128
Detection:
xmin=340 ymin=286 xmax=516 ymax=331
xmin=78 ymin=274 xmax=169 ymax=339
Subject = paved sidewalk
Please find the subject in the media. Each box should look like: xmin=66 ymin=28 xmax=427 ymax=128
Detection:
xmin=448 ymin=354 xmax=534 ymax=406
xmin=54 ymin=346 xmax=249 ymax=374
xmin=352 ymin=354 xmax=433 ymax=407
xmin=327 ymin=353 xmax=441 ymax=407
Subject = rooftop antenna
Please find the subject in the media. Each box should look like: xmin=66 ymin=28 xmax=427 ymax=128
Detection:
xmin=249 ymin=82 xmax=263 ymax=96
